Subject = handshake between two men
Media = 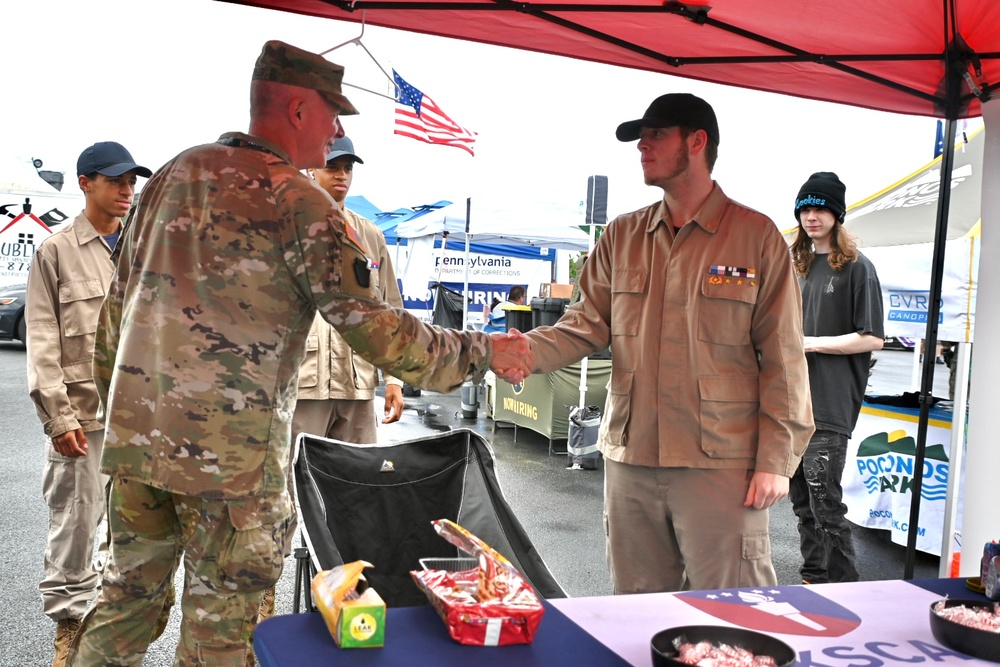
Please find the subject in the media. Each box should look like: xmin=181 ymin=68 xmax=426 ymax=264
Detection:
xmin=488 ymin=328 xmax=535 ymax=385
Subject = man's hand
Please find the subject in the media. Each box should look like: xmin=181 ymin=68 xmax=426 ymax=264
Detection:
xmin=382 ymin=384 xmax=404 ymax=424
xmin=744 ymin=471 xmax=789 ymax=510
xmin=490 ymin=328 xmax=534 ymax=384
xmin=52 ymin=428 xmax=89 ymax=458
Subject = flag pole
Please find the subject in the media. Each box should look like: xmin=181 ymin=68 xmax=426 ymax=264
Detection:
xmin=578 ymin=222 xmax=596 ymax=409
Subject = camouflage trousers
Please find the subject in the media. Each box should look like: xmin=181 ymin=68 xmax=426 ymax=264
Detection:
xmin=69 ymin=477 xmax=293 ymax=666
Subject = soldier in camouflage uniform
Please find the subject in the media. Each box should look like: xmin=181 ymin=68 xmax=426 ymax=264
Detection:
xmin=69 ymin=40 xmax=532 ymax=666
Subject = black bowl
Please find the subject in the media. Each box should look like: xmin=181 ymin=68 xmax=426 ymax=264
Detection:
xmin=928 ymin=599 xmax=1000 ymax=663
xmin=651 ymin=625 xmax=796 ymax=667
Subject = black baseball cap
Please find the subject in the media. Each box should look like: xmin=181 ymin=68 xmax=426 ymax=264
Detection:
xmin=77 ymin=142 xmax=152 ymax=178
xmin=616 ymin=93 xmax=720 ymax=145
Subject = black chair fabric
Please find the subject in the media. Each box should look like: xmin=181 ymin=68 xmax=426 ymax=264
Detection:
xmin=430 ymin=282 xmax=467 ymax=330
xmin=293 ymin=428 xmax=567 ymax=608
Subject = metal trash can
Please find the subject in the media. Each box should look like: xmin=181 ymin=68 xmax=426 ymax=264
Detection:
xmin=460 ymin=380 xmax=479 ymax=419
xmin=567 ymin=405 xmax=602 ymax=470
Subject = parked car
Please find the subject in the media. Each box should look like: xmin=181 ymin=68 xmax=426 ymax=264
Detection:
xmin=0 ymin=283 xmax=27 ymax=343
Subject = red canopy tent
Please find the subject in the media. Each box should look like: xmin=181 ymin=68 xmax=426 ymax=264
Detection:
xmin=219 ymin=0 xmax=998 ymax=119
xmin=218 ymin=0 xmax=998 ymax=577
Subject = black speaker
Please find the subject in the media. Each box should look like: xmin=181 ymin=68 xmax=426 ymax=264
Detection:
xmin=586 ymin=175 xmax=608 ymax=226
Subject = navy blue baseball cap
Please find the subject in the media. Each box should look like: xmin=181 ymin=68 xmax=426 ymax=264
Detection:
xmin=325 ymin=136 xmax=364 ymax=164
xmin=77 ymin=142 xmax=152 ymax=178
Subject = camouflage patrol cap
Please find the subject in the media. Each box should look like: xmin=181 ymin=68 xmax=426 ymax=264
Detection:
xmin=252 ymin=40 xmax=359 ymax=115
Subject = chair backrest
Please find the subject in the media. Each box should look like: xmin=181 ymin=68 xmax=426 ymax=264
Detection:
xmin=293 ymin=428 xmax=567 ymax=607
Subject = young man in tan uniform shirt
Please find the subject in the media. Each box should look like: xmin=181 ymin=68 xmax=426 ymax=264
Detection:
xmin=519 ymin=94 xmax=813 ymax=594
xmin=293 ymin=136 xmax=404 ymax=444
xmin=26 ymin=142 xmax=151 ymax=666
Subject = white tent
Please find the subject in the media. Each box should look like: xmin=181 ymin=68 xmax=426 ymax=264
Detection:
xmin=395 ymin=199 xmax=592 ymax=252
xmin=395 ymin=197 xmax=592 ymax=326
xmin=841 ymin=127 xmax=984 ymax=573
xmin=844 ymin=127 xmax=983 ymax=344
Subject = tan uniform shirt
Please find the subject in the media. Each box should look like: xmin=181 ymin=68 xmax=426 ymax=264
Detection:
xmin=527 ymin=184 xmax=813 ymax=477
xmin=297 ymin=208 xmax=404 ymax=400
xmin=26 ymin=213 xmax=114 ymax=437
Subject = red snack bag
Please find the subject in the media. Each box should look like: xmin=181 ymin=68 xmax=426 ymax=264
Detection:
xmin=410 ymin=519 xmax=544 ymax=646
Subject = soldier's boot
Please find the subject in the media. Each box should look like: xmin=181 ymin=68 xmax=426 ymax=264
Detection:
xmin=52 ymin=618 xmax=82 ymax=667
xmin=257 ymin=586 xmax=276 ymax=623
xmin=150 ymin=581 xmax=177 ymax=643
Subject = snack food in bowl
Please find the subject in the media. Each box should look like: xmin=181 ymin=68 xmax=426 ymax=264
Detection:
xmin=651 ymin=625 xmax=796 ymax=667
xmin=929 ymin=599 xmax=1000 ymax=663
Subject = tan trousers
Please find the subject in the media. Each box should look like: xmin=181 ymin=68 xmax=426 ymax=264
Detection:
xmin=292 ymin=398 xmax=379 ymax=445
xmin=285 ymin=399 xmax=378 ymax=556
xmin=40 ymin=429 xmax=109 ymax=621
xmin=603 ymin=460 xmax=777 ymax=593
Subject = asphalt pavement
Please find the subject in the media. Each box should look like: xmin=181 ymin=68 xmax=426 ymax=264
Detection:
xmin=0 ymin=344 xmax=948 ymax=666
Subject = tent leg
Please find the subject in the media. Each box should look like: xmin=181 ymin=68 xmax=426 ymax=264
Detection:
xmin=938 ymin=341 xmax=971 ymax=576
xmin=903 ymin=115 xmax=957 ymax=579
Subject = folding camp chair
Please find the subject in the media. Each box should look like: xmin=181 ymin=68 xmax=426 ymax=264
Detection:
xmin=292 ymin=428 xmax=566 ymax=611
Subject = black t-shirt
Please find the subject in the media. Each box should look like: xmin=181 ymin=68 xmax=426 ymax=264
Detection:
xmin=800 ymin=253 xmax=884 ymax=435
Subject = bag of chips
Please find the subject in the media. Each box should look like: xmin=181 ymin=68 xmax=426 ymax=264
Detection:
xmin=410 ymin=519 xmax=544 ymax=646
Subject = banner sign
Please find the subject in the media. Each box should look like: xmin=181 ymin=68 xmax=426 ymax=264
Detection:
xmin=400 ymin=248 xmax=553 ymax=321
xmin=555 ymin=580 xmax=987 ymax=667
xmin=0 ymin=212 xmax=53 ymax=285
xmin=863 ymin=240 xmax=977 ymax=342
xmin=842 ymin=402 xmax=959 ymax=554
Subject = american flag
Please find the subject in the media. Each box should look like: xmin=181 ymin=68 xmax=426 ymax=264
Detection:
xmin=393 ymin=70 xmax=477 ymax=155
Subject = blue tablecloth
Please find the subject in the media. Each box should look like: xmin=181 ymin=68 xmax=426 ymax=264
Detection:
xmin=255 ymin=579 xmax=989 ymax=667
xmin=254 ymin=599 xmax=632 ymax=667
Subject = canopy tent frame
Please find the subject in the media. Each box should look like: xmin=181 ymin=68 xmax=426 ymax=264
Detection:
xmin=221 ymin=0 xmax=999 ymax=118
xmin=317 ymin=0 xmax=992 ymax=112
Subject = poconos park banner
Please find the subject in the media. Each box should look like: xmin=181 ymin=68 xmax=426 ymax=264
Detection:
xmin=842 ymin=401 xmax=958 ymax=555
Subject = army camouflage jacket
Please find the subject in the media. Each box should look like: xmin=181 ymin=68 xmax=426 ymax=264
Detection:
xmin=94 ymin=132 xmax=490 ymax=499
